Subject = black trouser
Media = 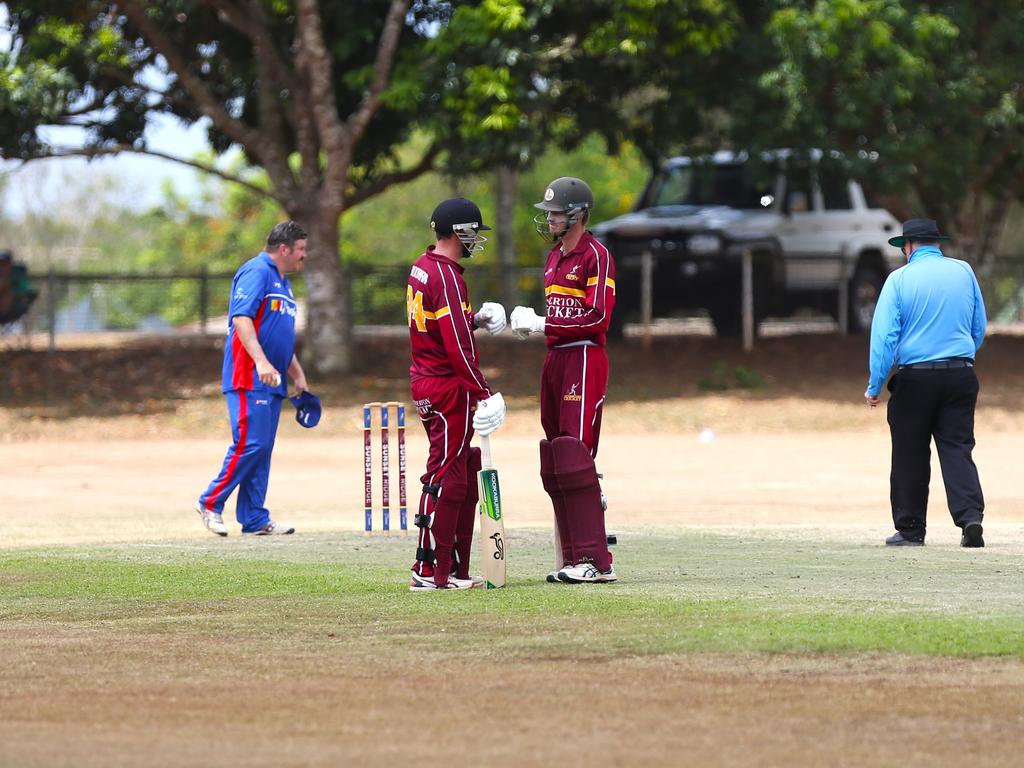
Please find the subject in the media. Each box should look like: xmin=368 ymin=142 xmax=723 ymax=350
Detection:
xmin=886 ymin=367 xmax=984 ymax=539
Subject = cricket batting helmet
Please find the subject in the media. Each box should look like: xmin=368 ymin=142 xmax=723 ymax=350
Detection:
xmin=533 ymin=177 xmax=594 ymax=242
xmin=430 ymin=197 xmax=491 ymax=257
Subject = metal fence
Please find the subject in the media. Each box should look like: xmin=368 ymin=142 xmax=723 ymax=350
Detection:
xmin=3 ymin=257 xmax=1023 ymax=350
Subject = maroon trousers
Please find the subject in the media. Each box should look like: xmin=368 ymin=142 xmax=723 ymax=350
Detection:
xmin=539 ymin=343 xmax=611 ymax=570
xmin=410 ymin=376 xmax=478 ymax=586
xmin=540 ymin=343 xmax=608 ymax=454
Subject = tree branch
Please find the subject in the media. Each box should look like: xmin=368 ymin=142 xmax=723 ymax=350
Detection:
xmin=117 ymin=0 xmax=270 ymax=164
xmin=295 ymin=0 xmax=352 ymax=210
xmin=344 ymin=145 xmax=436 ymax=208
xmin=18 ymin=144 xmax=274 ymax=200
xmin=346 ymin=0 xmax=409 ymax=145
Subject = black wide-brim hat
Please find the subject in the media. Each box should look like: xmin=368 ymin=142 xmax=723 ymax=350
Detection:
xmin=888 ymin=218 xmax=952 ymax=247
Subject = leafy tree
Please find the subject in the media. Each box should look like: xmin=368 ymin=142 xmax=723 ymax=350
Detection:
xmin=752 ymin=0 xmax=1024 ymax=268
xmin=1 ymin=0 xmax=738 ymax=370
xmin=0 ymin=0 xmax=462 ymax=372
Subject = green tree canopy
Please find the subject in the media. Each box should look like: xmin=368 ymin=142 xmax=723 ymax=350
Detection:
xmin=750 ymin=0 xmax=1024 ymax=267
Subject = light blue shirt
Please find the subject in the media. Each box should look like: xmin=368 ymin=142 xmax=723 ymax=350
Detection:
xmin=867 ymin=245 xmax=986 ymax=396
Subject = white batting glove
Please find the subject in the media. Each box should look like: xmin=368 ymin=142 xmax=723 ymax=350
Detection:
xmin=510 ymin=306 xmax=545 ymax=340
xmin=473 ymin=392 xmax=506 ymax=436
xmin=475 ymin=302 xmax=507 ymax=335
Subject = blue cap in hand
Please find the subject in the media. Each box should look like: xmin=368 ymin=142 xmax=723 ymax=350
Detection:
xmin=289 ymin=391 xmax=322 ymax=428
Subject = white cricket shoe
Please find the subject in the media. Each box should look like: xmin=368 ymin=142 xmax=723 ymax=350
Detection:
xmin=243 ymin=520 xmax=295 ymax=535
xmin=196 ymin=504 xmax=228 ymax=537
xmin=409 ymin=572 xmax=477 ymax=591
xmin=557 ymin=562 xmax=617 ymax=584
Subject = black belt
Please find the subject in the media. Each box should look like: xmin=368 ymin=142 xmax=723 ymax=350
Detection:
xmin=899 ymin=359 xmax=974 ymax=370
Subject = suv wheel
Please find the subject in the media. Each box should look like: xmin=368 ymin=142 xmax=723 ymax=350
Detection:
xmin=849 ymin=265 xmax=883 ymax=334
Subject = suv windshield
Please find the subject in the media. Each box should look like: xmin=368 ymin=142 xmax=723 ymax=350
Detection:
xmin=644 ymin=161 xmax=777 ymax=210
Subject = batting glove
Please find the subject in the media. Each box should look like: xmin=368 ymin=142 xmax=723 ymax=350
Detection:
xmin=474 ymin=302 xmax=507 ymax=335
xmin=510 ymin=306 xmax=545 ymax=340
xmin=473 ymin=392 xmax=506 ymax=436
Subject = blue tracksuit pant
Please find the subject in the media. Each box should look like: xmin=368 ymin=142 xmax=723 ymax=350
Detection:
xmin=199 ymin=389 xmax=282 ymax=532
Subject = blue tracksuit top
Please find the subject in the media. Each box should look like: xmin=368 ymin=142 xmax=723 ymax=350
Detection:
xmin=867 ymin=245 xmax=986 ymax=396
xmin=221 ymin=252 xmax=298 ymax=397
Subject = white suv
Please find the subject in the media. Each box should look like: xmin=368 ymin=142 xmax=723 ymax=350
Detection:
xmin=592 ymin=150 xmax=902 ymax=336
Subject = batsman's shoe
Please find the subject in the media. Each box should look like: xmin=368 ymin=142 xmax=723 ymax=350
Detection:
xmin=409 ymin=572 xmax=475 ymax=591
xmin=447 ymin=575 xmax=477 ymax=590
xmin=196 ymin=504 xmax=228 ymax=537
xmin=243 ymin=520 xmax=295 ymax=536
xmin=557 ymin=562 xmax=617 ymax=584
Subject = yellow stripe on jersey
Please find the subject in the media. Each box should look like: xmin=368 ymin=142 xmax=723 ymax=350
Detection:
xmin=433 ymin=306 xmax=452 ymax=319
xmin=586 ymin=276 xmax=617 ymax=294
xmin=545 ymin=284 xmax=587 ymax=298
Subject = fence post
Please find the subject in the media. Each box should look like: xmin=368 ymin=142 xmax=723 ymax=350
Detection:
xmin=198 ymin=266 xmax=209 ymax=334
xmin=837 ymin=246 xmax=849 ymax=336
xmin=742 ymin=248 xmax=754 ymax=352
xmin=640 ymin=249 xmax=654 ymax=350
xmin=47 ymin=267 xmax=57 ymax=354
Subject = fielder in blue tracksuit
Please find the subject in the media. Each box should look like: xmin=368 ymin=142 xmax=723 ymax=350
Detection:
xmin=196 ymin=221 xmax=310 ymax=536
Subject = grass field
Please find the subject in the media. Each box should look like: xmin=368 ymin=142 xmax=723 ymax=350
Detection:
xmin=3 ymin=333 xmax=1024 ymax=766
xmin=3 ymin=531 xmax=1024 ymax=767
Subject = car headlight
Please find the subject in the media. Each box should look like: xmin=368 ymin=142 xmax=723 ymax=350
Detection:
xmin=686 ymin=234 xmax=721 ymax=254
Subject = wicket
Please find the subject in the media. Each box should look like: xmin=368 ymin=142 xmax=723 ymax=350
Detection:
xmin=363 ymin=401 xmax=408 ymax=535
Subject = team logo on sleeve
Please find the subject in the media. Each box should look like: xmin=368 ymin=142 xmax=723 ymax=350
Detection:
xmin=563 ymin=383 xmax=582 ymax=402
xmin=410 ymin=265 xmax=429 ymax=284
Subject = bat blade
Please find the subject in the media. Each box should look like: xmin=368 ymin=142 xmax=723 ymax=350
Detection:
xmin=478 ymin=436 xmax=506 ymax=589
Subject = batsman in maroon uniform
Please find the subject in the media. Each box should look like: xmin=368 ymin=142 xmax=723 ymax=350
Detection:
xmin=510 ymin=177 xmax=618 ymax=584
xmin=407 ymin=197 xmax=507 ymax=591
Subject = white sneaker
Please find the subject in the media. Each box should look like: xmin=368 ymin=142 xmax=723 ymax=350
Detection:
xmin=454 ymin=574 xmax=485 ymax=588
xmin=407 ymin=573 xmax=475 ymax=593
xmin=243 ymin=520 xmax=295 ymax=535
xmin=557 ymin=562 xmax=617 ymax=584
xmin=196 ymin=504 xmax=228 ymax=536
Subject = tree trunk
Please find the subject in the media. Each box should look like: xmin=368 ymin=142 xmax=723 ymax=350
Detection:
xmin=297 ymin=205 xmax=351 ymax=374
xmin=495 ymin=165 xmax=519 ymax=309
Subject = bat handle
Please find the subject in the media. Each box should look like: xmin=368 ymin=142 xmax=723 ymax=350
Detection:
xmin=480 ymin=433 xmax=492 ymax=469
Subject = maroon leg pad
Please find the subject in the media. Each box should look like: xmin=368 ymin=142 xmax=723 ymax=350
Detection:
xmin=540 ymin=439 xmax=574 ymax=565
xmin=430 ymin=495 xmax=461 ymax=588
xmin=452 ymin=448 xmax=480 ymax=579
xmin=550 ymin=436 xmax=610 ymax=571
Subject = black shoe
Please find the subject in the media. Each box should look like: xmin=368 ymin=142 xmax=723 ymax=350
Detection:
xmin=961 ymin=522 xmax=985 ymax=548
xmin=885 ymin=531 xmax=925 ymax=547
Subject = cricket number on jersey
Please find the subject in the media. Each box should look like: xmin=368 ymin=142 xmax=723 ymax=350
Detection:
xmin=407 ymin=286 xmax=427 ymax=333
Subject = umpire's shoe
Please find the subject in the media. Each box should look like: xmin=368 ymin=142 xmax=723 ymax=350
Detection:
xmin=885 ymin=531 xmax=924 ymax=547
xmin=961 ymin=522 xmax=985 ymax=548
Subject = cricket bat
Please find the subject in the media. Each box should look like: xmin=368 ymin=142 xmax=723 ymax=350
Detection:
xmin=478 ymin=434 xmax=506 ymax=589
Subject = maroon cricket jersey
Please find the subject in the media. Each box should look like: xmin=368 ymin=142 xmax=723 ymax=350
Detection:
xmin=543 ymin=231 xmax=617 ymax=348
xmin=407 ymin=247 xmax=491 ymax=400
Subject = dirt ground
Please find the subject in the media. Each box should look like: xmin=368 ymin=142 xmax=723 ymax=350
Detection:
xmin=2 ymin=332 xmax=1024 ymax=766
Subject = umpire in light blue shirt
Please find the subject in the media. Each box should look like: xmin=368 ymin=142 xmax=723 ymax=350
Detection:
xmin=864 ymin=218 xmax=987 ymax=548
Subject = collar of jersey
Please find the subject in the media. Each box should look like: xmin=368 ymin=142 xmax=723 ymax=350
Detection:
xmin=908 ymin=245 xmax=944 ymax=263
xmin=258 ymin=250 xmax=286 ymax=278
xmin=557 ymin=231 xmax=593 ymax=260
xmin=426 ymin=246 xmax=465 ymax=273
